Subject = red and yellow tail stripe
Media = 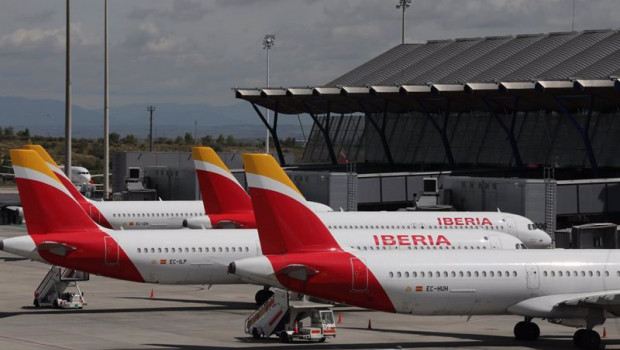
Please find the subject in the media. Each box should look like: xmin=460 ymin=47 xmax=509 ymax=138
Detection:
xmin=243 ymin=154 xmax=307 ymax=208
xmin=242 ymin=153 xmax=341 ymax=254
xmin=24 ymin=145 xmax=85 ymax=200
xmin=10 ymin=149 xmax=100 ymax=235
xmin=12 ymin=149 xmax=76 ymax=202
xmin=192 ymin=147 xmax=253 ymax=214
xmin=192 ymin=147 xmax=245 ymax=191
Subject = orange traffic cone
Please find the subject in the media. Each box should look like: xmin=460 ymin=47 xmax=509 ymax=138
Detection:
xmin=150 ymin=289 xmax=154 ymax=299
xmin=338 ymin=313 xmax=343 ymax=324
xmin=294 ymin=320 xmax=299 ymax=333
xmin=367 ymin=319 xmax=372 ymax=330
xmin=603 ymin=327 xmax=607 ymax=338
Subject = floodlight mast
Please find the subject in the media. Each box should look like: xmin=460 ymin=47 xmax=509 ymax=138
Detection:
xmin=396 ymin=0 xmax=412 ymax=44
xmin=262 ymin=34 xmax=275 ymax=154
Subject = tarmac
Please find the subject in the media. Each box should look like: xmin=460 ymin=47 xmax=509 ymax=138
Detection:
xmin=0 ymin=225 xmax=619 ymax=349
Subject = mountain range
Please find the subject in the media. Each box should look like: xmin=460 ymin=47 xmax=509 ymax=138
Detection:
xmin=0 ymin=96 xmax=312 ymax=140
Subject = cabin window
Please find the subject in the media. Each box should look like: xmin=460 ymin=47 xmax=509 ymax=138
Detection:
xmin=412 ymin=272 xmax=417 ymax=278
xmin=474 ymin=271 xmax=479 ymax=277
xmin=150 ymin=248 xmax=154 ymax=253
xmin=589 ymin=271 xmax=593 ymax=277
xmin=171 ymin=248 xmax=175 ymax=253
xmin=513 ymin=271 xmax=517 ymax=277
xmin=164 ymin=248 xmax=169 ymax=253
xmin=389 ymin=272 xmax=394 ymax=278
xmin=459 ymin=271 xmax=464 ymax=277
xmin=158 ymin=248 xmax=162 ymax=253
xmin=396 ymin=272 xmax=402 ymax=278
xmin=606 ymin=271 xmax=610 ymax=277
xmin=596 ymin=271 xmax=601 ymax=277
xmin=466 ymin=271 xmax=472 ymax=277
xmin=137 ymin=248 xmax=141 ymax=253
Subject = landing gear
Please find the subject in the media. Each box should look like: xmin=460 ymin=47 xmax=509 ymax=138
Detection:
xmin=255 ymin=288 xmax=274 ymax=306
xmin=513 ymin=319 xmax=540 ymax=341
xmin=573 ymin=329 xmax=601 ymax=349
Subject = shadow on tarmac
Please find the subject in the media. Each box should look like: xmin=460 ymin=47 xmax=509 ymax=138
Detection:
xmin=143 ymin=326 xmax=620 ymax=349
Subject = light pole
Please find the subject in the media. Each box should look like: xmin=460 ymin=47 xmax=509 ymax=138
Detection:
xmin=396 ymin=0 xmax=412 ymax=44
xmin=263 ymin=34 xmax=275 ymax=154
xmin=103 ymin=0 xmax=110 ymax=198
xmin=64 ymin=0 xmax=72 ymax=176
xmin=147 ymin=106 xmax=155 ymax=152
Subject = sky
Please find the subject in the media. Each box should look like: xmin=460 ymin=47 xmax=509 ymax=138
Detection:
xmin=1 ymin=0 xmax=619 ymax=109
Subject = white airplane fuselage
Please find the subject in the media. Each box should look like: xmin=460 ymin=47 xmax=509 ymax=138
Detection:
xmin=233 ymin=248 xmax=620 ymax=320
xmin=2 ymin=227 xmax=524 ymax=285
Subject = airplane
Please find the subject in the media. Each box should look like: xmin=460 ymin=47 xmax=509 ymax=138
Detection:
xmin=25 ymin=145 xmax=330 ymax=230
xmin=186 ymin=147 xmax=551 ymax=248
xmin=26 ymin=145 xmax=551 ymax=249
xmin=57 ymin=165 xmax=98 ymax=186
xmin=229 ymin=154 xmax=620 ymax=349
xmin=1 ymin=149 xmax=528 ymax=306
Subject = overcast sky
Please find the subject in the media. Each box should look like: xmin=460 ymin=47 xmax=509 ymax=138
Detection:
xmin=1 ymin=0 xmax=618 ymax=109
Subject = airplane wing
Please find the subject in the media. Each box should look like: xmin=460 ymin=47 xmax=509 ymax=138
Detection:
xmin=275 ymin=264 xmax=319 ymax=281
xmin=507 ymin=290 xmax=620 ymax=318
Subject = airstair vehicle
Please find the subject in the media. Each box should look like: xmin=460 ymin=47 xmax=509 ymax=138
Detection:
xmin=34 ymin=266 xmax=89 ymax=308
xmin=245 ymin=288 xmax=336 ymax=342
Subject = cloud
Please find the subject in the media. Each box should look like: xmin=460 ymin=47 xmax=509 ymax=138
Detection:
xmin=122 ymin=22 xmax=187 ymax=54
xmin=0 ymin=23 xmax=97 ymax=56
xmin=128 ymin=0 xmax=211 ymax=22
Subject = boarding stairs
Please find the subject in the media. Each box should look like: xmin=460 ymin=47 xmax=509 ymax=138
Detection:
xmin=245 ymin=289 xmax=293 ymax=338
xmin=34 ymin=266 xmax=89 ymax=307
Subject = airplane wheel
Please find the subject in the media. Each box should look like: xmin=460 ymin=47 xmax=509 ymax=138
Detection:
xmin=318 ymin=337 xmax=326 ymax=343
xmin=574 ymin=329 xmax=600 ymax=349
xmin=251 ymin=327 xmax=261 ymax=339
xmin=514 ymin=321 xmax=539 ymax=341
xmin=279 ymin=331 xmax=290 ymax=343
xmin=33 ymin=298 xmax=39 ymax=307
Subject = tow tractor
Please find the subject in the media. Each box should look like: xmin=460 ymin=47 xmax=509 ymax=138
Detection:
xmin=278 ymin=302 xmax=336 ymax=342
xmin=245 ymin=288 xmax=336 ymax=342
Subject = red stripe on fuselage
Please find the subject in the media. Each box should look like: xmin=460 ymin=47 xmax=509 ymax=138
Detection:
xmin=196 ymin=169 xmax=252 ymax=214
xmin=31 ymin=232 xmax=145 ymax=283
xmin=249 ymin=188 xmax=341 ymax=254
xmin=18 ymin=178 xmax=144 ymax=283
xmin=54 ymin=171 xmax=113 ymax=229
xmin=268 ymin=252 xmax=396 ymax=313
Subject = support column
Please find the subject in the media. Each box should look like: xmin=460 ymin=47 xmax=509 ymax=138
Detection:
xmin=251 ymin=102 xmax=286 ymax=165
xmin=553 ymin=96 xmax=598 ymax=177
xmin=482 ymin=97 xmax=524 ymax=173
xmin=418 ymin=100 xmax=455 ymax=169
xmin=358 ymin=100 xmax=394 ymax=165
xmin=302 ymin=101 xmax=337 ymax=164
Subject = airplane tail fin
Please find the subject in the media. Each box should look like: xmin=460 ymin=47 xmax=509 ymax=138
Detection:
xmin=23 ymin=145 xmax=88 ymax=203
xmin=242 ymin=154 xmax=341 ymax=255
xmin=10 ymin=149 xmax=99 ymax=235
xmin=192 ymin=147 xmax=252 ymax=214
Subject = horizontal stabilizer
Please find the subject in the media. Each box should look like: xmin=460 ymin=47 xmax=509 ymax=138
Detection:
xmin=275 ymin=264 xmax=319 ymax=281
xmin=37 ymin=241 xmax=76 ymax=257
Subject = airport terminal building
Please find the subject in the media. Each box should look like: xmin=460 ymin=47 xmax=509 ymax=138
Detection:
xmin=233 ymin=29 xmax=620 ymax=244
